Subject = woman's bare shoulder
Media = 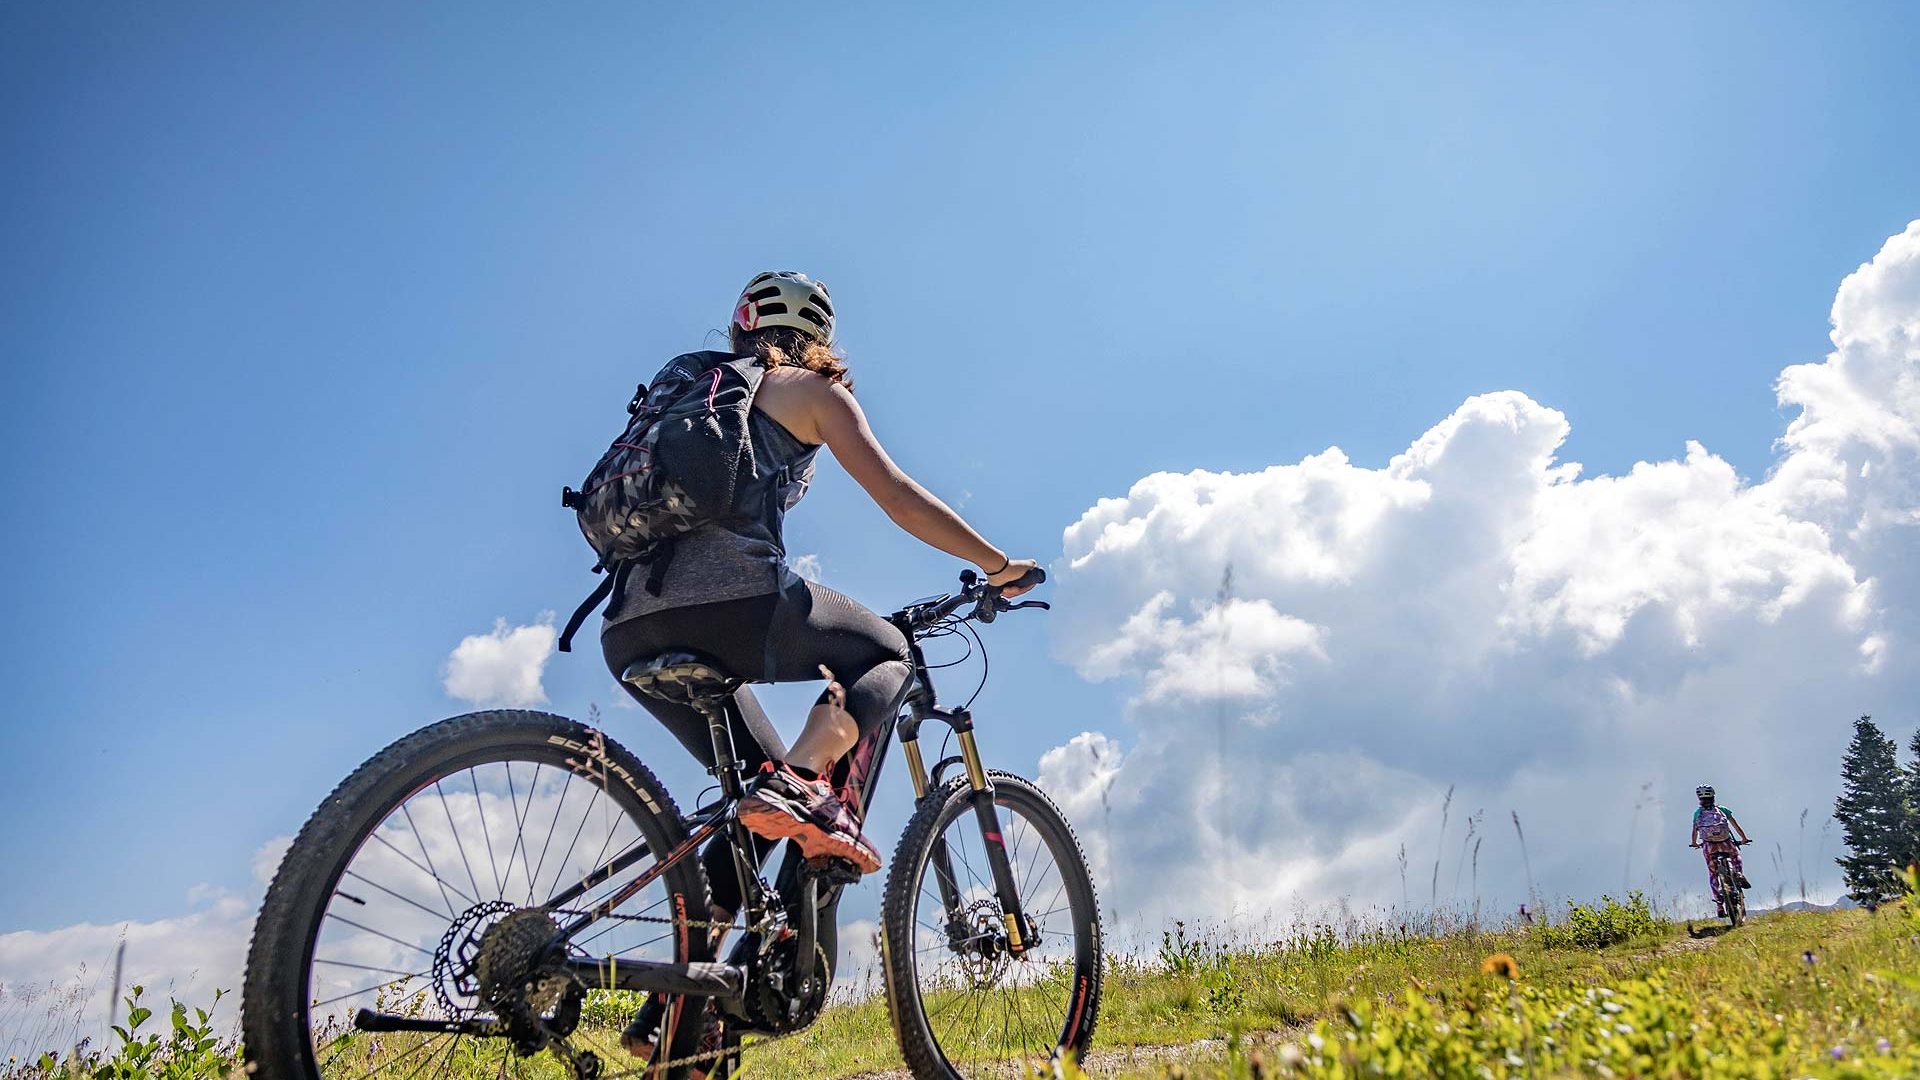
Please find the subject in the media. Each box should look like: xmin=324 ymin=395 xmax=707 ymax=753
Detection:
xmin=762 ymin=364 xmax=833 ymax=389
xmin=757 ymin=366 xmax=848 ymax=443
xmin=766 ymin=365 xmax=858 ymax=409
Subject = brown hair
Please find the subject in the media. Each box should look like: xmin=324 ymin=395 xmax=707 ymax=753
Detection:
xmin=729 ymin=326 xmax=853 ymax=391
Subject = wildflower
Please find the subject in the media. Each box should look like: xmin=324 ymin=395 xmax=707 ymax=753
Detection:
xmin=1802 ymin=950 xmax=1818 ymax=966
xmin=1307 ymin=1032 xmax=1325 ymax=1051
xmin=1878 ymin=1037 xmax=1893 ymax=1054
xmin=1831 ymin=1045 xmax=1846 ymax=1060
xmin=1277 ymin=1043 xmax=1305 ymax=1066
xmin=1480 ymin=953 xmax=1520 ymax=980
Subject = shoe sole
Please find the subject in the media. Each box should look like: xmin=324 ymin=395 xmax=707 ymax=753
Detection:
xmin=738 ymin=801 xmax=881 ymax=874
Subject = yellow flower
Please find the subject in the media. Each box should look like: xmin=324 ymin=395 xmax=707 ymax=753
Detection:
xmin=1481 ymin=953 xmax=1520 ymax=980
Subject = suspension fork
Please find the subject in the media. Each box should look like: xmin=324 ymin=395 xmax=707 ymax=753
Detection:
xmin=899 ymin=704 xmax=1033 ymax=956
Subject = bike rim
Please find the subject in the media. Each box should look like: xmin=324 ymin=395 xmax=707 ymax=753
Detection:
xmin=907 ymin=792 xmax=1094 ymax=1075
xmin=298 ymin=747 xmax=686 ymax=1079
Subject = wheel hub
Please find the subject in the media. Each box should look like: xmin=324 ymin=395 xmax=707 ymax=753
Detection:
xmin=431 ymin=901 xmax=582 ymax=1053
xmin=947 ymin=899 xmax=1014 ymax=988
xmin=433 ymin=900 xmax=518 ymax=1014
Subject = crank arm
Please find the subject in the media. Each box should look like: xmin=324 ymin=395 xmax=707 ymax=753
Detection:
xmin=354 ymin=1009 xmax=504 ymax=1037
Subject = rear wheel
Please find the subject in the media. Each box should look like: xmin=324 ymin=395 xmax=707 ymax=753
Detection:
xmin=881 ymin=772 xmax=1101 ymax=1079
xmin=1715 ymin=856 xmax=1744 ymax=928
xmin=242 ymin=711 xmax=711 ymax=1080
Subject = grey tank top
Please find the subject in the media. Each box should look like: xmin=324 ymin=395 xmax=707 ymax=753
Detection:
xmin=605 ymin=407 xmax=819 ymax=623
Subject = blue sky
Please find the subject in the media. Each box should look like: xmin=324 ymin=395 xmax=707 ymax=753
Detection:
xmin=4 ymin=0 xmax=1919 ymax=955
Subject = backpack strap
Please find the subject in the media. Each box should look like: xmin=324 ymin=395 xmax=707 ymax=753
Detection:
xmin=639 ymin=535 xmax=677 ymax=597
xmin=554 ymin=538 xmax=680 ymax=654
xmin=557 ymin=568 xmax=615 ymax=654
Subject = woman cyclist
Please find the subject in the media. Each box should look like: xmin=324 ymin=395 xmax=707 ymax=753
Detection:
xmin=1689 ymin=784 xmax=1753 ymax=916
xmin=604 ymin=270 xmax=1038 ymax=1060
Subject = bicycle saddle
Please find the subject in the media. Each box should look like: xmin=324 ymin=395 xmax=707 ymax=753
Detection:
xmin=619 ymin=649 xmax=742 ymax=704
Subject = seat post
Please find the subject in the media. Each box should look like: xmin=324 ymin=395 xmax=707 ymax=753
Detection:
xmin=617 ymin=650 xmax=753 ymax=795
xmin=700 ymin=696 xmax=750 ymax=798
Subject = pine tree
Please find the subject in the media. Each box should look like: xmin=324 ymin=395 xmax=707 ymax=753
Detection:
xmin=1901 ymin=727 xmax=1920 ymax=872
xmin=1834 ymin=715 xmax=1907 ymax=905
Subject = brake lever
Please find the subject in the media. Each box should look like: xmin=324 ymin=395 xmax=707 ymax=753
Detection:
xmin=1003 ymin=600 xmax=1051 ymax=612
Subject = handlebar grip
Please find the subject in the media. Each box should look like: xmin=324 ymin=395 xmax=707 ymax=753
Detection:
xmin=1004 ymin=566 xmax=1047 ymax=590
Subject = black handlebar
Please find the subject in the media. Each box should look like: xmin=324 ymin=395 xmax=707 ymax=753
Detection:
xmin=897 ymin=567 xmax=1050 ymax=633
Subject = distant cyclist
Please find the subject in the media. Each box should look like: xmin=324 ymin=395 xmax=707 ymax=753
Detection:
xmin=1689 ymin=784 xmax=1752 ymax=914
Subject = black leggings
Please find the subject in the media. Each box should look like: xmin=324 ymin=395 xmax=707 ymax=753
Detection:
xmin=600 ymin=577 xmax=912 ymax=922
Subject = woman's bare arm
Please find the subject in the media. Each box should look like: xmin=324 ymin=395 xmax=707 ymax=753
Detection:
xmin=793 ymin=376 xmax=1038 ymax=593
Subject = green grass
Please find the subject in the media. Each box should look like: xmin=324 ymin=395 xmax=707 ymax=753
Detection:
xmin=13 ymin=892 xmax=1917 ymax=1079
xmin=1094 ymin=898 xmax=1920 ymax=1078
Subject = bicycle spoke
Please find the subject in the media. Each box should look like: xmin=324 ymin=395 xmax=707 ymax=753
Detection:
xmin=433 ymin=781 xmax=487 ymax=903
xmin=470 ymin=769 xmax=504 ymax=897
xmin=313 ymin=957 xmax=429 ymax=979
xmin=548 ymin=782 xmax=601 ymax=902
xmin=310 ymin=965 xmax=433 ymax=1010
xmin=398 ymin=804 xmax=466 ymax=916
xmin=341 ymin=868 xmax=458 ymax=928
xmin=323 ymin=914 xmax=437 ymax=960
xmin=505 ymin=762 xmax=540 ymax=905
xmin=344 ymin=1032 xmax=449 ymax=1080
xmin=529 ymin=771 xmax=576 ymax=902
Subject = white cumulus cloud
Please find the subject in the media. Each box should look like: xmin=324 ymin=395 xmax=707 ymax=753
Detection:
xmin=0 ymin=835 xmax=293 ymax=1051
xmin=443 ymin=615 xmax=557 ymax=708
xmin=1041 ymin=220 xmax=1920 ymax=928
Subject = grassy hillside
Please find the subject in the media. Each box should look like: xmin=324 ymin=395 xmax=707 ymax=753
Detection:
xmin=13 ymin=892 xmax=1917 ymax=1079
xmin=1088 ymin=901 xmax=1920 ymax=1078
xmin=752 ymin=894 xmax=1919 ymax=1078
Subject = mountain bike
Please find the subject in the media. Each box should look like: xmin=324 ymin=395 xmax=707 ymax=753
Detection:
xmin=241 ymin=567 xmax=1101 ymax=1080
xmin=1710 ymin=842 xmax=1749 ymax=928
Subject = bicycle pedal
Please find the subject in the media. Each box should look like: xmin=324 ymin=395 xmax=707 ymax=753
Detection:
xmin=804 ymin=856 xmax=863 ymax=886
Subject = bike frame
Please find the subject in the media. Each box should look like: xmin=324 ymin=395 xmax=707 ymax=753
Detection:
xmin=533 ymin=580 xmax=1038 ymax=1004
xmin=347 ymin=576 xmax=1048 ymax=1048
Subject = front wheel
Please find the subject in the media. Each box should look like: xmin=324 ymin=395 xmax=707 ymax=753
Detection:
xmin=880 ymin=772 xmax=1102 ymax=1079
xmin=1714 ymin=856 xmax=1744 ymax=928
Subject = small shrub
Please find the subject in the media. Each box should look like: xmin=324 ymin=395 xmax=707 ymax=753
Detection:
xmin=1532 ymin=890 xmax=1664 ymax=950
xmin=579 ymin=988 xmax=649 ymax=1030
xmin=16 ymin=986 xmax=239 ymax=1080
xmin=1159 ymin=922 xmax=1232 ymax=976
xmin=1276 ymin=924 xmax=1340 ymax=964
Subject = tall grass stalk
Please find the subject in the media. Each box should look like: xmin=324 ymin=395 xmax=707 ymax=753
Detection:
xmin=1431 ymin=785 xmax=1454 ymax=905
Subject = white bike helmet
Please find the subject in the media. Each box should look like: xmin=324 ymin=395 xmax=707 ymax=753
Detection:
xmin=732 ymin=271 xmax=835 ymax=343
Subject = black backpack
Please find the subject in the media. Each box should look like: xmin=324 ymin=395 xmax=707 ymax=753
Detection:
xmin=557 ymin=351 xmax=767 ymax=651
